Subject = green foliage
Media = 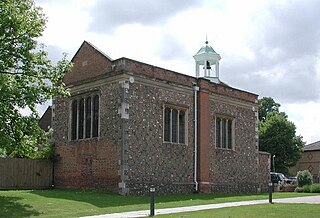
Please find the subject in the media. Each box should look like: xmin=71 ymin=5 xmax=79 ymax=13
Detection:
xmin=259 ymin=113 xmax=304 ymax=173
xmin=297 ymin=170 xmax=313 ymax=187
xmin=258 ymin=97 xmax=280 ymax=122
xmin=0 ymin=0 xmax=72 ymax=158
xmin=302 ymin=184 xmax=311 ymax=193
xmin=295 ymin=184 xmax=320 ymax=193
xmin=310 ymin=184 xmax=320 ymax=193
xmin=258 ymin=97 xmax=305 ymax=174
xmin=0 ymin=116 xmax=55 ymax=159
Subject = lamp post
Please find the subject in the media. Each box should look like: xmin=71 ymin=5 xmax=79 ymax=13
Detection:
xmin=272 ymin=155 xmax=276 ymax=172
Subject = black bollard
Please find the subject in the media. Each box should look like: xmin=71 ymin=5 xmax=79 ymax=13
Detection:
xmin=268 ymin=182 xmax=273 ymax=203
xmin=150 ymin=185 xmax=155 ymax=216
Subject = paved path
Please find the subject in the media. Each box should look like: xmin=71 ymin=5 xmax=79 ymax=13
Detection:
xmin=81 ymin=195 xmax=320 ymax=218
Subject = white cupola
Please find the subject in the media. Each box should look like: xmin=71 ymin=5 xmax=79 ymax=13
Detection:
xmin=193 ymin=40 xmax=221 ymax=83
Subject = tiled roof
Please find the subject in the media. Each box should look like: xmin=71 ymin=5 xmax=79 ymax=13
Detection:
xmin=304 ymin=140 xmax=320 ymax=151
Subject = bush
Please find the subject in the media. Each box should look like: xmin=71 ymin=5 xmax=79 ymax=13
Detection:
xmin=302 ymin=185 xmax=311 ymax=193
xmin=297 ymin=170 xmax=312 ymax=187
xmin=295 ymin=184 xmax=320 ymax=193
xmin=310 ymin=184 xmax=320 ymax=193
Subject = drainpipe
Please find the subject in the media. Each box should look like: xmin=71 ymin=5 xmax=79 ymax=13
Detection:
xmin=192 ymin=82 xmax=199 ymax=192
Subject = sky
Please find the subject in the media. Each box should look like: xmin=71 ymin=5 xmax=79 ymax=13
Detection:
xmin=35 ymin=0 xmax=320 ymax=144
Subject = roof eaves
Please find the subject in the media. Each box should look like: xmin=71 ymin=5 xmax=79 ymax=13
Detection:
xmin=304 ymin=140 xmax=320 ymax=151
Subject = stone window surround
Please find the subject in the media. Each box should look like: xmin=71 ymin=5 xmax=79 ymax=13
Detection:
xmin=69 ymin=91 xmax=100 ymax=141
xmin=215 ymin=114 xmax=235 ymax=150
xmin=163 ymin=104 xmax=188 ymax=145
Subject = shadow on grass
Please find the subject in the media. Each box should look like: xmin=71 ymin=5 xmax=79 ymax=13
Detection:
xmin=0 ymin=196 xmax=41 ymax=217
xmin=30 ymin=189 xmax=268 ymax=208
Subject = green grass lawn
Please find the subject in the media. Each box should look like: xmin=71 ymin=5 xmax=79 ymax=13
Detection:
xmin=156 ymin=203 xmax=320 ymax=218
xmin=0 ymin=189 xmax=318 ymax=217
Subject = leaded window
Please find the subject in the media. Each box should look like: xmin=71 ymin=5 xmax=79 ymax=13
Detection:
xmin=78 ymin=99 xmax=84 ymax=139
xmin=71 ymin=100 xmax=77 ymax=140
xmin=70 ymin=94 xmax=99 ymax=140
xmin=93 ymin=95 xmax=99 ymax=138
xmin=216 ymin=116 xmax=234 ymax=149
xmin=164 ymin=106 xmax=187 ymax=144
xmin=85 ymin=97 xmax=91 ymax=138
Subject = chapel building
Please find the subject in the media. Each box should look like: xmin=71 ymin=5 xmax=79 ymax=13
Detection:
xmin=52 ymin=41 xmax=270 ymax=195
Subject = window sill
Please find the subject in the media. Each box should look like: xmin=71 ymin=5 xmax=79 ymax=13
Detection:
xmin=163 ymin=141 xmax=187 ymax=146
xmin=69 ymin=137 xmax=99 ymax=142
xmin=216 ymin=147 xmax=235 ymax=151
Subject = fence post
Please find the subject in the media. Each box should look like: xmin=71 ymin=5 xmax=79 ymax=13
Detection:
xmin=150 ymin=185 xmax=155 ymax=216
xmin=268 ymin=182 xmax=273 ymax=203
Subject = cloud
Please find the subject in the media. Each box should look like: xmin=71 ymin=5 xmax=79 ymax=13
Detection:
xmin=156 ymin=34 xmax=189 ymax=61
xmin=282 ymin=102 xmax=320 ymax=143
xmin=221 ymin=0 xmax=320 ymax=103
xmin=258 ymin=1 xmax=320 ymax=60
xmin=89 ymin=0 xmax=198 ymax=33
xmin=222 ymin=55 xmax=320 ymax=103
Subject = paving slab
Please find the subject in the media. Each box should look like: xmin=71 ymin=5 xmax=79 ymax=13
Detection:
xmin=273 ymin=195 xmax=320 ymax=204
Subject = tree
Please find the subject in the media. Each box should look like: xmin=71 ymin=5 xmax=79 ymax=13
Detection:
xmin=0 ymin=0 xmax=72 ymax=158
xmin=258 ymin=97 xmax=304 ymax=174
xmin=258 ymin=97 xmax=280 ymax=122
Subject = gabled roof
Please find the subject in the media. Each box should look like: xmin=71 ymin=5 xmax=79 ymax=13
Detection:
xmin=304 ymin=140 xmax=320 ymax=151
xmin=71 ymin=40 xmax=112 ymax=62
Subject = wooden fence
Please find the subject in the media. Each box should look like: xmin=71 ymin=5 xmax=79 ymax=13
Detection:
xmin=0 ymin=158 xmax=53 ymax=189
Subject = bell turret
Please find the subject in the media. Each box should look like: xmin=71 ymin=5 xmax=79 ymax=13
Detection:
xmin=193 ymin=41 xmax=221 ymax=83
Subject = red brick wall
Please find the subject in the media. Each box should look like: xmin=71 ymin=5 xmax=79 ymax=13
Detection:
xmin=63 ymin=41 xmax=113 ymax=85
xmin=116 ymin=58 xmax=257 ymax=104
xmin=118 ymin=58 xmax=196 ymax=87
xmin=54 ymin=139 xmax=119 ymax=190
xmin=198 ymin=90 xmax=210 ymax=193
xmin=197 ymin=78 xmax=257 ymax=103
xmin=53 ymin=80 xmax=122 ymax=191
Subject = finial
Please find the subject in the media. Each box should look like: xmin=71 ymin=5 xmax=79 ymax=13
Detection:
xmin=205 ymin=34 xmax=208 ymax=44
